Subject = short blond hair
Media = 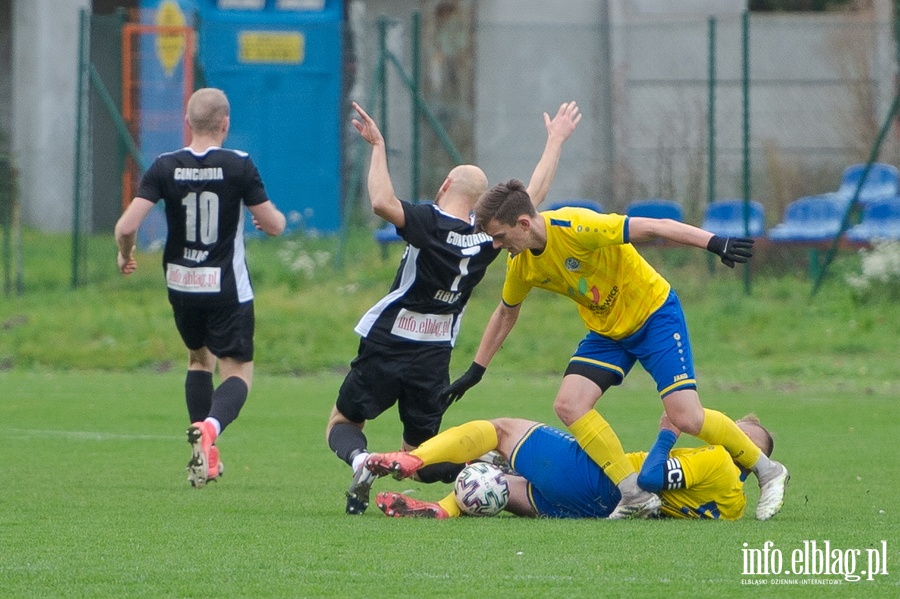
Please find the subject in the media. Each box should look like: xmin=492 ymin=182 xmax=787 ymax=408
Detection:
xmin=187 ymin=88 xmax=230 ymax=135
xmin=736 ymin=413 xmax=774 ymax=457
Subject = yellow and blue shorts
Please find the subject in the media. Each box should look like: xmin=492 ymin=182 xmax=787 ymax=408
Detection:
xmin=568 ymin=291 xmax=697 ymax=398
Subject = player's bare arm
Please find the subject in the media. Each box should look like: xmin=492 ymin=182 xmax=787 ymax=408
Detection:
xmin=628 ymin=216 xmax=714 ymax=248
xmin=473 ymin=301 xmax=522 ymax=368
xmin=351 ymin=102 xmax=405 ymax=227
xmin=439 ymin=301 xmax=522 ymax=403
xmin=114 ymin=197 xmax=155 ymax=275
xmin=248 ymin=201 xmax=286 ymax=236
xmin=628 ymin=216 xmax=754 ymax=268
xmin=527 ymin=101 xmax=582 ymax=207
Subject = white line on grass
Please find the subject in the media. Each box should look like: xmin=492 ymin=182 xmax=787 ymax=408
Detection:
xmin=2 ymin=428 xmax=176 ymax=442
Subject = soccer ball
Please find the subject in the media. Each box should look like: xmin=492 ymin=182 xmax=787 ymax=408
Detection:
xmin=453 ymin=462 xmax=510 ymax=516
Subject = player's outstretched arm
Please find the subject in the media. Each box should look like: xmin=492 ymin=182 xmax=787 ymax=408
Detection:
xmin=114 ymin=197 xmax=155 ymax=275
xmin=440 ymin=301 xmax=522 ymax=403
xmin=527 ymin=101 xmax=582 ymax=208
xmin=475 ymin=301 xmax=520 ymax=365
xmin=628 ymin=217 xmax=754 ymax=268
xmin=351 ymin=102 xmax=405 ymax=228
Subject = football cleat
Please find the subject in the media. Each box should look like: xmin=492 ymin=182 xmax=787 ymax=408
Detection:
xmin=609 ymin=491 xmax=661 ymax=520
xmin=756 ymin=462 xmax=790 ymax=520
xmin=376 ymin=491 xmax=449 ymax=519
xmin=470 ymin=450 xmax=513 ymax=474
xmin=365 ymin=451 xmax=424 ymax=479
xmin=207 ymin=445 xmax=224 ymax=482
xmin=186 ymin=421 xmax=217 ymax=489
xmin=346 ymin=461 xmax=377 ymax=515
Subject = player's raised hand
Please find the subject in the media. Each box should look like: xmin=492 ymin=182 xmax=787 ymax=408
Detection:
xmin=117 ymin=246 xmax=137 ymax=275
xmin=544 ymin=100 xmax=582 ymax=142
xmin=351 ymin=102 xmax=384 ymax=146
xmin=659 ymin=412 xmax=681 ymax=437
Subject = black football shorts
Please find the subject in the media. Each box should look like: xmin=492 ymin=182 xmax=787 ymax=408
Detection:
xmin=336 ymin=338 xmax=452 ymax=446
xmin=171 ymin=300 xmax=255 ymax=362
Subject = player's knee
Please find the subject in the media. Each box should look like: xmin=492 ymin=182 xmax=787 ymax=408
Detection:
xmin=490 ymin=418 xmax=515 ymax=434
xmin=668 ymin=409 xmax=703 ymax=435
xmin=325 ymin=407 xmax=356 ymax=441
xmin=553 ymin=397 xmax=582 ymax=426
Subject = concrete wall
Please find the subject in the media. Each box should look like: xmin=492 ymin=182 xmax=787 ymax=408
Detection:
xmin=12 ymin=0 xmax=90 ymax=231
xmin=349 ymin=0 xmax=897 ymax=221
xmin=475 ymin=0 xmax=606 ymax=204
xmin=0 ymin=1 xmax=11 ymax=152
xmin=612 ymin=10 xmax=898 ymax=216
xmin=8 ymin=0 xmax=898 ymax=231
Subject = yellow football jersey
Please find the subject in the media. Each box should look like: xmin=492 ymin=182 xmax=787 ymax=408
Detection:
xmin=501 ymin=208 xmax=671 ymax=339
xmin=628 ymin=445 xmax=747 ymax=520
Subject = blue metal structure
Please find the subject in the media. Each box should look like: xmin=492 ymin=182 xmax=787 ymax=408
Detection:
xmin=140 ymin=0 xmax=344 ymax=234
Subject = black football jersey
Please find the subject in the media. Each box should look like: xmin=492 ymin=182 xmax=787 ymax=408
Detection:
xmin=356 ymin=201 xmax=502 ymax=347
xmin=137 ymin=147 xmax=270 ymax=306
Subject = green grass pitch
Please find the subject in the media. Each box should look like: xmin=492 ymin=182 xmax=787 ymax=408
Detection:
xmin=1 ymin=369 xmax=897 ymax=597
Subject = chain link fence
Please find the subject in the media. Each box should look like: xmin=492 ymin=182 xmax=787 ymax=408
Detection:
xmin=345 ymin=8 xmax=899 ymax=283
xmin=13 ymin=7 xmax=899 ymax=293
xmin=349 ymin=10 xmax=898 ymax=221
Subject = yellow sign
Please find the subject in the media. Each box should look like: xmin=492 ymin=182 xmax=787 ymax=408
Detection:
xmin=156 ymin=0 xmax=186 ymax=77
xmin=238 ymin=32 xmax=305 ymax=64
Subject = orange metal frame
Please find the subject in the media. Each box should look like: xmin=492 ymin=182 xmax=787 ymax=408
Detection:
xmin=121 ymin=24 xmax=195 ymax=210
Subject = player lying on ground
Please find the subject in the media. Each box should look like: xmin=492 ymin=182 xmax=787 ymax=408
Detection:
xmin=367 ymin=412 xmax=775 ymax=520
xmin=442 ymin=178 xmax=789 ymax=519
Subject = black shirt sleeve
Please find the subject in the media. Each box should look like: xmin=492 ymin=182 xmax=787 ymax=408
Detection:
xmin=397 ymin=201 xmax=436 ymax=248
xmin=136 ymin=158 xmax=165 ymax=204
xmin=241 ymin=157 xmax=270 ymax=207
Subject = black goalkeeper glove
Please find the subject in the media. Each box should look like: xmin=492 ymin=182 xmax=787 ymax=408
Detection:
xmin=706 ymin=235 xmax=754 ymax=268
xmin=439 ymin=362 xmax=486 ymax=404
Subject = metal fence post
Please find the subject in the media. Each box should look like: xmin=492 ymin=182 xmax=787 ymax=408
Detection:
xmin=411 ymin=11 xmax=420 ymax=202
xmin=741 ymin=10 xmax=752 ymax=295
xmin=72 ymin=8 xmax=90 ymax=288
xmin=706 ymin=16 xmax=717 ymax=276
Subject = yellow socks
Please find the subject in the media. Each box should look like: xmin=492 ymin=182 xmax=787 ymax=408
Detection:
xmin=568 ymin=410 xmax=634 ymax=486
xmin=698 ymin=408 xmax=762 ymax=470
xmin=437 ymin=492 xmax=462 ymax=518
xmin=410 ymin=420 xmax=498 ymax=466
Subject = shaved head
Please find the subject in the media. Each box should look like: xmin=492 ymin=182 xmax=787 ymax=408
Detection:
xmin=187 ymin=88 xmax=230 ymax=135
xmin=446 ymin=164 xmax=489 ymax=203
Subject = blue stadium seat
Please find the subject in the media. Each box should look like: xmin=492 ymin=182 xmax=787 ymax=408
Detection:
xmin=768 ymin=194 xmax=849 ymax=242
xmin=373 ymin=200 xmax=434 ymax=259
xmin=834 ymin=162 xmax=899 ymax=204
xmin=846 ymin=196 xmax=900 ymax=243
xmin=626 ymin=199 xmax=684 ymax=221
xmin=701 ymin=199 xmax=765 ymax=237
xmin=545 ymin=199 xmax=604 ymax=213
xmin=374 ymin=222 xmax=403 ymax=243
xmin=374 ymin=222 xmax=403 ymax=259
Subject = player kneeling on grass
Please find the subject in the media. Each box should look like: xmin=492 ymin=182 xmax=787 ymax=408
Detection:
xmin=367 ymin=413 xmax=775 ymax=520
